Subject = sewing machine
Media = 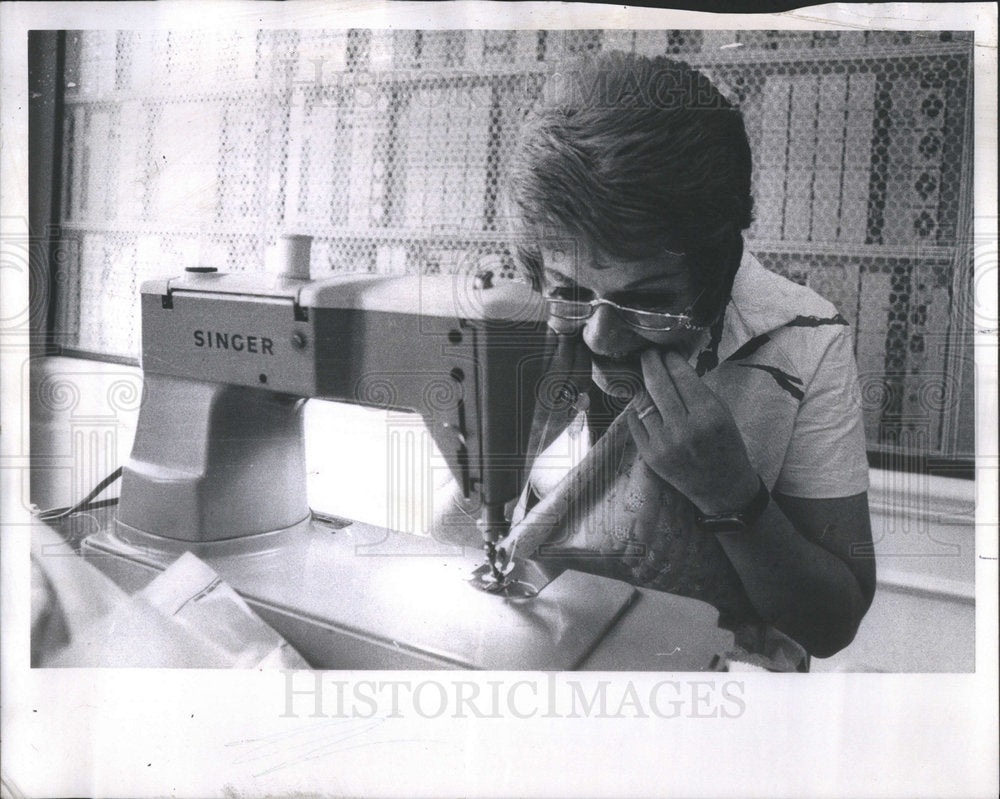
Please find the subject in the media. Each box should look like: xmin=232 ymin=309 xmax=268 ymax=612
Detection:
xmin=79 ymin=240 xmax=733 ymax=669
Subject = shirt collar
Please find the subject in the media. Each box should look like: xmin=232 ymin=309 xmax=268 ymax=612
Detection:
xmin=711 ymin=249 xmax=834 ymax=364
xmin=687 ymin=248 xmax=840 ymax=371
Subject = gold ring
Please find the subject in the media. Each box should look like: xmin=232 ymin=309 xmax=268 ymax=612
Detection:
xmin=637 ymin=404 xmax=658 ymax=420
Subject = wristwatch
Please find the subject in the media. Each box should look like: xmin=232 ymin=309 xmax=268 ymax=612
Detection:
xmin=695 ymin=477 xmax=770 ymax=534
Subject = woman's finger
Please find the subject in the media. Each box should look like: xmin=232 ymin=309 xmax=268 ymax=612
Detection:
xmin=626 ymin=407 xmax=651 ymax=449
xmin=640 ymin=348 xmax=688 ymax=418
xmin=629 ymin=388 xmax=661 ymax=429
xmin=636 ymin=401 xmax=661 ymax=423
xmin=660 ymin=349 xmax=707 ymax=410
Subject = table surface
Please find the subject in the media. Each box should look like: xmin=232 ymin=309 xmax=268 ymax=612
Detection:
xmin=50 ymin=504 xmax=735 ymax=670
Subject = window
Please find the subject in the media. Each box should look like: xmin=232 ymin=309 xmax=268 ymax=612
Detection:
xmin=45 ymin=29 xmax=976 ymax=471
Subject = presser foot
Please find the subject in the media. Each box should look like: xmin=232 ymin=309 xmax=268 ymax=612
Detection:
xmin=467 ymin=552 xmax=557 ymax=599
xmin=467 ymin=563 xmax=537 ymax=599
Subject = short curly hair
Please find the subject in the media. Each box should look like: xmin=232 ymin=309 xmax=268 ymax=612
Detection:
xmin=504 ymin=51 xmax=754 ymax=324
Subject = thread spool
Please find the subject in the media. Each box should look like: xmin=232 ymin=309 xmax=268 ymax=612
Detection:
xmin=266 ymin=234 xmax=312 ymax=279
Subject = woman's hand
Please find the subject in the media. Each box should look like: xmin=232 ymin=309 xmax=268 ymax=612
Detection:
xmin=626 ymin=348 xmax=760 ymax=515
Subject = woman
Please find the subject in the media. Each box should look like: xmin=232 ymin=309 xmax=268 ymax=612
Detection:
xmin=500 ymin=52 xmax=875 ymax=664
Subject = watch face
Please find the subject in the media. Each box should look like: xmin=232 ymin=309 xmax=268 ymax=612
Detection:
xmin=698 ymin=516 xmax=748 ymax=534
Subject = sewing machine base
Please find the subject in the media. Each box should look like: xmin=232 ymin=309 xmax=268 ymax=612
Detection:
xmin=81 ymin=514 xmax=643 ymax=669
xmin=75 ymin=508 xmax=736 ymax=670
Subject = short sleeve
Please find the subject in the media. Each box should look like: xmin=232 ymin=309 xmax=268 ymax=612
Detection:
xmin=774 ymin=327 xmax=870 ymax=498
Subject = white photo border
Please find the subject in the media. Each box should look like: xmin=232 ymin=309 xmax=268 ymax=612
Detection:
xmin=2 ymin=3 xmax=997 ymax=798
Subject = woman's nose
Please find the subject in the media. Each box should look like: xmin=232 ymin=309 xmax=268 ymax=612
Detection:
xmin=582 ymin=303 xmax=636 ymax=357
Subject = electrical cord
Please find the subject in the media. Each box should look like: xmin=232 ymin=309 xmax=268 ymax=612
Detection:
xmin=35 ymin=466 xmax=123 ymax=522
xmin=35 ymin=470 xmax=353 ymax=529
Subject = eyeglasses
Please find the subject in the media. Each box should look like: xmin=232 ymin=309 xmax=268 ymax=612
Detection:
xmin=544 ymin=295 xmax=708 ymax=332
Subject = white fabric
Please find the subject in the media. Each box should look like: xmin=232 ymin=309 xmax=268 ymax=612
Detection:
xmin=31 ymin=523 xmax=308 ymax=668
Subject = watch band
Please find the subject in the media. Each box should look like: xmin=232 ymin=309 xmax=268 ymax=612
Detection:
xmin=696 ymin=476 xmax=770 ymax=533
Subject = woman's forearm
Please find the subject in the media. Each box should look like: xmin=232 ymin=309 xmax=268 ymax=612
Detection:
xmin=712 ymin=501 xmax=869 ymax=658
